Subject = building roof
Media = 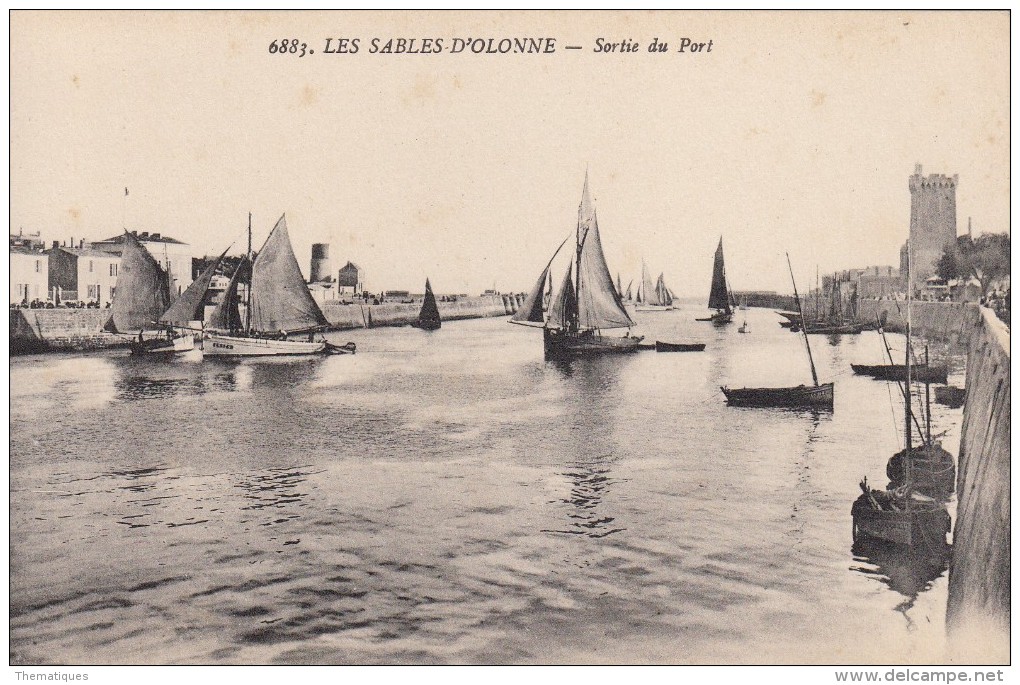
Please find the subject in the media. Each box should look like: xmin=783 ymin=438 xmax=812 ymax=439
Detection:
xmin=340 ymin=261 xmax=361 ymax=271
xmin=10 ymin=247 xmax=47 ymax=256
xmin=46 ymin=246 xmax=119 ymax=259
xmin=96 ymin=231 xmax=188 ymax=245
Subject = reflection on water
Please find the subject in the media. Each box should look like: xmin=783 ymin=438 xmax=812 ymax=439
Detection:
xmin=543 ymin=357 xmax=627 ymax=540
xmin=9 ymin=310 xmax=970 ymax=664
xmin=850 ymin=539 xmax=950 ymax=630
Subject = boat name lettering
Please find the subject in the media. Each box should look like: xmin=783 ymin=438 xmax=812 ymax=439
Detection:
xmin=212 ymin=342 xmax=234 ymax=350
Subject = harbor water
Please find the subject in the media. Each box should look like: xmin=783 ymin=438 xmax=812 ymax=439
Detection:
xmin=9 ymin=306 xmax=967 ymax=664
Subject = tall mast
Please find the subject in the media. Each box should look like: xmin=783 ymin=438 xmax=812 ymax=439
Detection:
xmin=905 ymin=240 xmax=913 ymax=510
xmin=787 ymin=253 xmax=820 ymax=387
xmin=925 ymin=345 xmax=932 ymax=445
xmin=244 ymin=212 xmax=253 ymax=335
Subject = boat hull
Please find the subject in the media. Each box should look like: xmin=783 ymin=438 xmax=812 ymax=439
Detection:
xmin=203 ymin=334 xmax=326 ymax=356
xmin=543 ymin=329 xmax=644 ymax=359
xmin=411 ymin=320 xmax=441 ymax=331
xmin=634 ymin=305 xmax=675 ymax=312
xmin=851 ymin=496 xmax=951 ymax=549
xmin=696 ymin=312 xmax=733 ymax=324
xmin=720 ymin=382 xmax=834 ymax=410
xmin=886 ymin=444 xmax=956 ymax=500
xmin=851 ymin=363 xmax=949 ymax=385
xmin=130 ymin=334 xmax=195 ymax=355
xmin=655 ymin=341 xmax=706 ymax=352
xmin=803 ymin=323 xmax=865 ymax=335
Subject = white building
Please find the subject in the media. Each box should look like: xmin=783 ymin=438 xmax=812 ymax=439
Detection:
xmin=10 ymin=248 xmax=48 ymax=304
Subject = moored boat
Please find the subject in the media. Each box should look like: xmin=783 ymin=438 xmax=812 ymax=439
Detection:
xmin=721 ymin=382 xmax=833 ymax=408
xmin=721 ymin=253 xmax=834 ymax=411
xmin=851 ymin=363 xmax=948 ymax=385
xmin=655 ymin=341 xmax=706 ymax=352
xmin=634 ymin=262 xmax=676 ymax=311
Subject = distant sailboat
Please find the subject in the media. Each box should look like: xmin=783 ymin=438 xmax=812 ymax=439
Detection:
xmin=412 ymin=278 xmax=442 ymax=330
xmin=510 ymin=172 xmax=642 ymax=358
xmin=204 ymin=214 xmax=334 ymax=356
xmin=106 ymin=231 xmax=193 ymax=355
xmin=697 ymin=238 xmax=734 ymax=324
xmin=635 ymin=262 xmax=676 ymax=311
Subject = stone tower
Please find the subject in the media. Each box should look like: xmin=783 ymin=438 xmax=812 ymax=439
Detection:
xmin=310 ymin=243 xmax=331 ymax=283
xmin=900 ymin=163 xmax=958 ymax=284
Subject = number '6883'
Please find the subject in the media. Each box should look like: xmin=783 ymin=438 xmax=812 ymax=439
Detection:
xmin=268 ymin=39 xmax=309 ymax=57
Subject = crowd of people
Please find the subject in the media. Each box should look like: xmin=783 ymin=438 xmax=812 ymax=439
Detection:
xmin=10 ymin=299 xmax=109 ymax=309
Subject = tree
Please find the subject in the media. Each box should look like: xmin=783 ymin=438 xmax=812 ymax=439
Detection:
xmin=937 ymin=232 xmax=1010 ymax=297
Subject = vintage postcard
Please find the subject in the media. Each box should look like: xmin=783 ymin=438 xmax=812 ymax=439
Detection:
xmin=8 ymin=10 xmax=1010 ymax=673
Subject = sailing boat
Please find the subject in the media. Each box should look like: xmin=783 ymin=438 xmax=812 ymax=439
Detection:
xmin=509 ymin=172 xmax=643 ymax=358
xmin=411 ymin=278 xmax=442 ymax=330
xmin=851 ymin=250 xmax=951 ymax=550
xmin=635 ymin=262 xmax=676 ymax=311
xmin=720 ymin=254 xmax=834 ymax=409
xmin=106 ymin=231 xmax=194 ymax=355
xmin=697 ymin=238 xmax=734 ymax=323
xmin=204 ymin=214 xmax=332 ymax=356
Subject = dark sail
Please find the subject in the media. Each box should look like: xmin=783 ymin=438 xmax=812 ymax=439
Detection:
xmin=547 ymin=263 xmax=576 ymax=330
xmin=511 ymin=235 xmax=569 ymax=326
xmin=109 ymin=231 xmax=172 ymax=333
xmin=160 ymin=249 xmax=227 ymax=325
xmin=249 ymin=215 xmax=329 ymax=333
xmin=417 ymin=278 xmax=441 ymax=329
xmin=209 ymin=256 xmax=248 ymax=332
xmin=708 ymin=238 xmax=732 ymax=313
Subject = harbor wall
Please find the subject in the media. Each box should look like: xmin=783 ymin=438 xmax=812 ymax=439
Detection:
xmin=321 ymin=294 xmax=512 ymax=330
xmin=946 ymin=307 xmax=1010 ymax=655
xmin=10 ymin=296 xmax=515 ymax=352
xmin=9 ymin=308 xmax=124 ymax=353
xmin=856 ymin=300 xmax=982 ymax=345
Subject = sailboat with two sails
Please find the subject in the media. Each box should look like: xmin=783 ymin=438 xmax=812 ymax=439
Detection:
xmin=105 ymin=231 xmax=195 ymax=355
xmin=634 ymin=261 xmax=676 ymax=311
xmin=697 ymin=238 xmax=734 ymax=324
xmin=204 ymin=214 xmax=353 ymax=357
xmin=510 ymin=173 xmax=642 ymax=358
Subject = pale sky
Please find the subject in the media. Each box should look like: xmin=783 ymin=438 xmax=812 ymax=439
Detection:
xmin=10 ymin=11 xmax=1010 ymax=295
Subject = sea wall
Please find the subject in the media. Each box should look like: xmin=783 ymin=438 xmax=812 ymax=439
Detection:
xmin=857 ymin=300 xmax=982 ymax=345
xmin=946 ymin=307 xmax=1010 ymax=655
xmin=9 ymin=308 xmax=123 ymax=353
xmin=311 ymin=294 xmax=513 ymax=330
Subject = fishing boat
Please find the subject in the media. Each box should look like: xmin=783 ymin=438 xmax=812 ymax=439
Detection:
xmin=696 ymin=238 xmax=733 ymax=324
xmin=851 ymin=250 xmax=951 ymax=552
xmin=634 ymin=262 xmax=675 ymax=311
xmin=104 ymin=231 xmax=193 ymax=355
xmin=510 ymin=172 xmax=642 ymax=358
xmin=204 ymin=214 xmax=338 ymax=357
xmin=411 ymin=278 xmax=442 ymax=330
xmin=654 ymin=341 xmax=706 ymax=352
xmin=721 ymin=253 xmax=834 ymax=410
xmin=851 ymin=363 xmax=948 ymax=385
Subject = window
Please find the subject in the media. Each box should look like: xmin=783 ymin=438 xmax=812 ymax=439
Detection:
xmin=110 ymin=263 xmax=118 ymax=277
xmin=35 ymin=260 xmax=40 ymax=273
xmin=87 ymin=285 xmax=98 ymax=299
xmin=89 ymin=260 xmax=94 ymax=273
